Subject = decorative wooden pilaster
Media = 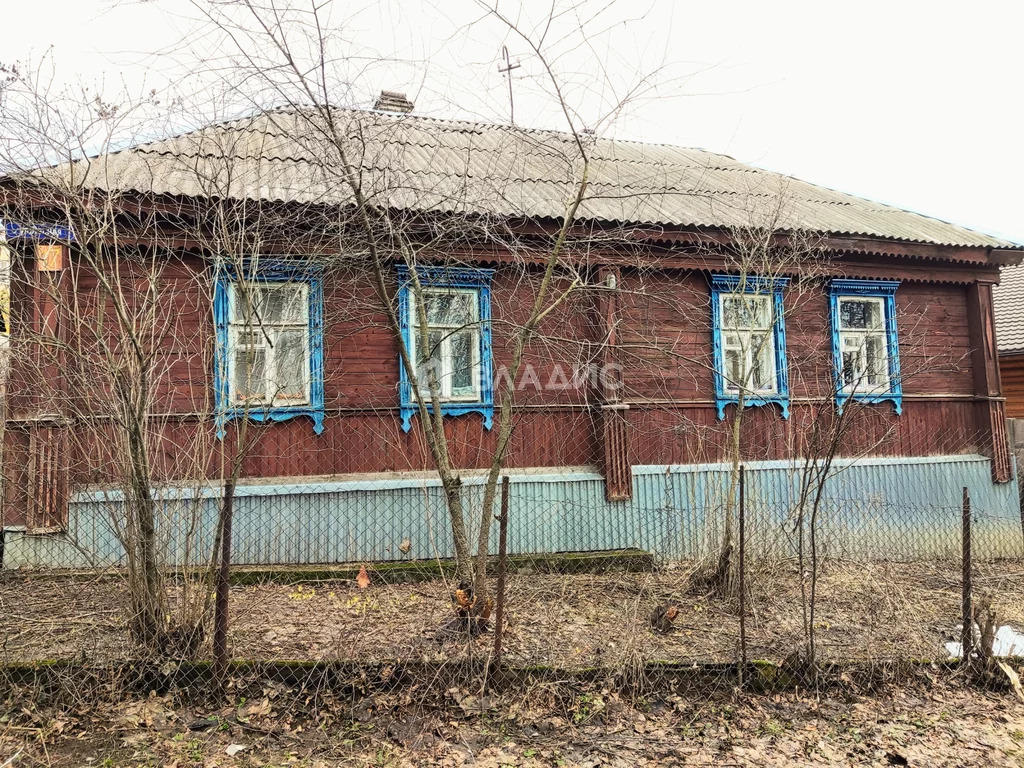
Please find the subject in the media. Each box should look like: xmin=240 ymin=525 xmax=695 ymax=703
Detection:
xmin=26 ymin=422 xmax=69 ymax=531
xmin=595 ymin=266 xmax=632 ymax=500
xmin=966 ymin=280 xmax=1013 ymax=483
xmin=26 ymin=243 xmax=71 ymax=530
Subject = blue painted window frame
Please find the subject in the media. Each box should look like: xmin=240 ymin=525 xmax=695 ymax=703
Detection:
xmin=213 ymin=260 xmax=325 ymax=439
xmin=829 ymin=278 xmax=902 ymax=414
xmin=710 ymin=274 xmax=790 ymax=420
xmin=397 ymin=264 xmax=494 ymax=433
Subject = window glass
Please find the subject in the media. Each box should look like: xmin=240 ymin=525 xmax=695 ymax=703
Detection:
xmin=425 ymin=291 xmax=475 ymax=326
xmin=411 ymin=288 xmax=481 ymax=402
xmin=840 ymin=299 xmax=883 ymax=331
xmin=752 ymin=334 xmax=773 ymax=389
xmin=233 ymin=347 xmax=266 ymax=402
xmin=723 ymin=294 xmax=771 ymax=330
xmin=418 ymin=329 xmax=443 ymax=384
xmin=724 ymin=345 xmax=742 ymax=386
xmin=837 ymin=296 xmax=889 ymax=393
xmin=228 ymin=281 xmax=310 ymax=406
xmin=720 ymin=293 xmax=777 ymax=394
xmin=450 ymin=331 xmax=474 ymax=396
xmin=865 ymin=335 xmax=885 ymax=383
xmin=274 ymin=329 xmax=307 ymax=401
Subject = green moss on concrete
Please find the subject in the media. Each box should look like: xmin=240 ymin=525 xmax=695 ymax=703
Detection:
xmin=227 ymin=549 xmax=655 ymax=586
xmin=0 ymin=549 xmax=655 ymax=586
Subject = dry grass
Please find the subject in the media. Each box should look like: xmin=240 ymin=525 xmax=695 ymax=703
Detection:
xmin=1 ymin=560 xmax=1022 ymax=668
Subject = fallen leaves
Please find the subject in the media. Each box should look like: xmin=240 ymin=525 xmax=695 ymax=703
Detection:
xmin=994 ymin=659 xmax=1024 ymax=702
xmin=2 ymin=681 xmax=1024 ymax=768
xmin=116 ymin=694 xmax=172 ymax=729
xmin=237 ymin=697 xmax=273 ymax=722
xmin=356 ymin=565 xmax=371 ymax=589
xmin=5 ymin=564 xmax=1024 ymax=672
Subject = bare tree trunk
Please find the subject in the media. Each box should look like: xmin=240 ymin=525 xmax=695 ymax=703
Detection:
xmin=125 ymin=400 xmax=165 ymax=645
xmin=213 ymin=473 xmax=235 ymax=690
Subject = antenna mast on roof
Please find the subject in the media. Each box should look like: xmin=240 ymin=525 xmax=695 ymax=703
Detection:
xmin=498 ymin=45 xmax=521 ymax=125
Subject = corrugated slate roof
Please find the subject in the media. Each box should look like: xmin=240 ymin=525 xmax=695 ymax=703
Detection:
xmin=38 ymin=107 xmax=1022 ymax=250
xmin=994 ymin=265 xmax=1024 ymax=353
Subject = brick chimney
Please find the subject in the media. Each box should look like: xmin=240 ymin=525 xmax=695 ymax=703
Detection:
xmin=373 ymin=90 xmax=414 ymax=113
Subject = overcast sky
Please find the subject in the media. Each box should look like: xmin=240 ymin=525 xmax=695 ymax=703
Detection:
xmin=4 ymin=0 xmax=1023 ymax=245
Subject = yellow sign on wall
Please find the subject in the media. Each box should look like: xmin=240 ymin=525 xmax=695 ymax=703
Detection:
xmin=0 ymin=241 xmax=9 ymax=337
xmin=36 ymin=243 xmax=65 ymax=272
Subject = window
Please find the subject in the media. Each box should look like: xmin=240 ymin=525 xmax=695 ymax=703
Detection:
xmin=710 ymin=274 xmax=790 ymax=419
xmin=397 ymin=265 xmax=493 ymax=432
xmin=228 ymin=282 xmax=310 ymax=406
xmin=213 ymin=261 xmax=324 ymax=438
xmin=829 ymin=279 xmax=901 ymax=413
xmin=837 ymin=297 xmax=888 ymax=392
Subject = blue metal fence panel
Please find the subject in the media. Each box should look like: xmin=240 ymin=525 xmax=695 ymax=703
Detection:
xmin=3 ymin=455 xmax=1020 ymax=569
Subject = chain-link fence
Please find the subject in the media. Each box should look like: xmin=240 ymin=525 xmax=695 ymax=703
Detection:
xmin=0 ymin=462 xmax=1022 ymax=703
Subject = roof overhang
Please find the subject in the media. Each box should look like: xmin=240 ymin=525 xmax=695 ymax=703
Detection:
xmin=987 ymin=248 xmax=1024 ymax=267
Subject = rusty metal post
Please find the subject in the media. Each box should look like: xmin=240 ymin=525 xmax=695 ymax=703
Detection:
xmin=961 ymin=486 xmax=973 ymax=662
xmin=491 ymin=476 xmax=510 ymax=672
xmin=738 ymin=464 xmax=747 ymax=687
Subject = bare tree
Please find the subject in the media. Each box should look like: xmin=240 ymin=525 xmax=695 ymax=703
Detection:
xmin=182 ymin=0 xmax=671 ymax=626
xmin=691 ymin=189 xmax=826 ymax=596
xmin=0 ymin=62 xmax=267 ymax=653
xmin=784 ymin=308 xmax=972 ymax=674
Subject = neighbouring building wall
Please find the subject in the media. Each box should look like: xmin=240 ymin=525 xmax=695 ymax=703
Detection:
xmin=1000 ymin=354 xmax=1024 ymax=418
xmin=1007 ymin=417 xmax=1024 ymax=483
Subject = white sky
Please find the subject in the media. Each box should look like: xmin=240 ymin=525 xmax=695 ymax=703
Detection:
xmin=4 ymin=0 xmax=1023 ymax=245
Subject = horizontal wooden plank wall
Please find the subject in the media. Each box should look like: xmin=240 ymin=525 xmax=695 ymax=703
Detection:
xmin=999 ymin=354 xmax=1024 ymax=418
xmin=1 ymin=249 xmax=1011 ymax=527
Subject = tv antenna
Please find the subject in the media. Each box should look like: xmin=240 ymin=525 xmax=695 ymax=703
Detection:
xmin=498 ymin=45 xmax=521 ymax=124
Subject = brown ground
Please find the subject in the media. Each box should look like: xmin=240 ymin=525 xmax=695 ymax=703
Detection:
xmin=0 ymin=681 xmax=1022 ymax=766
xmin=1 ymin=560 xmax=1022 ymax=668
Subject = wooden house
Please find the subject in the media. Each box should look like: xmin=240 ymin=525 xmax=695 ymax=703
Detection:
xmin=1 ymin=103 xmax=1021 ymax=568
xmin=994 ymin=264 xmax=1024 ymax=418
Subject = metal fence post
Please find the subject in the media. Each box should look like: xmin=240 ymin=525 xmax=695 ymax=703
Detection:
xmin=738 ymin=464 xmax=747 ymax=687
xmin=961 ymin=486 xmax=973 ymax=662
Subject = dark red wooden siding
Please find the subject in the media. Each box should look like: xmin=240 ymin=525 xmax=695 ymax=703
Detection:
xmin=0 ymin=250 xmax=1008 ymax=526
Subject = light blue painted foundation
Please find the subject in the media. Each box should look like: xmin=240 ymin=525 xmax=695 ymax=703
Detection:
xmin=3 ymin=455 xmax=1021 ymax=569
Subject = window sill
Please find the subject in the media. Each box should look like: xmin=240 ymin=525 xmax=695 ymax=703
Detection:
xmin=836 ymin=392 xmax=903 ymax=415
xmin=400 ymin=401 xmax=494 ymax=432
xmin=715 ymin=394 xmax=790 ymax=420
xmin=217 ymin=405 xmax=325 ymax=439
